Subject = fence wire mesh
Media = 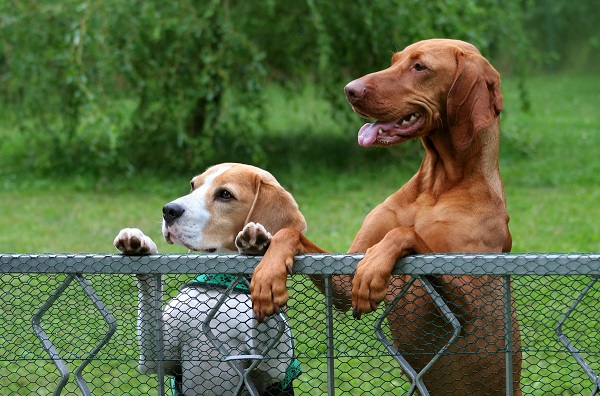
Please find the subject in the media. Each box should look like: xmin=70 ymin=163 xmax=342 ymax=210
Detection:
xmin=0 ymin=253 xmax=599 ymax=395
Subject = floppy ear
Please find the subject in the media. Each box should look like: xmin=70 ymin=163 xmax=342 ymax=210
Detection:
xmin=246 ymin=177 xmax=307 ymax=235
xmin=446 ymin=51 xmax=503 ymax=151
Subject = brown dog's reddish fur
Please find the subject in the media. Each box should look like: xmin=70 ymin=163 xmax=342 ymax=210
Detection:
xmin=250 ymin=39 xmax=522 ymax=395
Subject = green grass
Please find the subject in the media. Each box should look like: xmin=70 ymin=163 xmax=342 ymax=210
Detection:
xmin=0 ymin=73 xmax=599 ymax=394
xmin=499 ymin=74 xmax=600 ymax=252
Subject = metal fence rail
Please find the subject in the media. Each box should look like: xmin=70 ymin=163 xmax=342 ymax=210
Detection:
xmin=1 ymin=253 xmax=599 ymax=395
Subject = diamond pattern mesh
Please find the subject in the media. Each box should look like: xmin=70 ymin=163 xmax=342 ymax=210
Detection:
xmin=0 ymin=254 xmax=599 ymax=395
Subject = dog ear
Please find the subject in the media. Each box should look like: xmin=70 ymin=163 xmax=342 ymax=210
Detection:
xmin=246 ymin=176 xmax=307 ymax=235
xmin=446 ymin=51 xmax=503 ymax=151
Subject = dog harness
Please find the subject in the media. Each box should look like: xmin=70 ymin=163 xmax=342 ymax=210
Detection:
xmin=170 ymin=273 xmax=302 ymax=396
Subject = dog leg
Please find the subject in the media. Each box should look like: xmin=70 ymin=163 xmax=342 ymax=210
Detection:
xmin=135 ymin=274 xmax=163 ymax=374
xmin=351 ymin=227 xmax=431 ymax=318
xmin=114 ymin=228 xmax=179 ymax=374
xmin=235 ymin=222 xmax=272 ymax=255
xmin=250 ymin=228 xmax=338 ymax=321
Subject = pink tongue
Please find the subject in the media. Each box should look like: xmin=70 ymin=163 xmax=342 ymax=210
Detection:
xmin=357 ymin=121 xmax=395 ymax=147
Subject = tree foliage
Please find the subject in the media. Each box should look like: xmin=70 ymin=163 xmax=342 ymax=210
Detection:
xmin=2 ymin=0 xmax=267 ymax=175
xmin=523 ymin=0 xmax=600 ymax=72
xmin=0 ymin=0 xmax=585 ymax=177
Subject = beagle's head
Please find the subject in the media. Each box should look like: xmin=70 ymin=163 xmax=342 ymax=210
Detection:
xmin=161 ymin=163 xmax=306 ymax=253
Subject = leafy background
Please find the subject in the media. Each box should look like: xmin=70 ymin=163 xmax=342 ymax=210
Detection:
xmin=2 ymin=0 xmax=598 ymax=179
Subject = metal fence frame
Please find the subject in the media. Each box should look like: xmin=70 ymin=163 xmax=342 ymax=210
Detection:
xmin=1 ymin=253 xmax=600 ymax=395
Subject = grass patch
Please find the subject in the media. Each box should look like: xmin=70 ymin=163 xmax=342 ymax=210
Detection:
xmin=499 ymin=73 xmax=600 ymax=252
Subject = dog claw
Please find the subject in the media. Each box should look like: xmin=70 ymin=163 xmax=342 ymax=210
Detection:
xmin=352 ymin=306 xmax=362 ymax=320
xmin=255 ymin=311 xmax=265 ymax=323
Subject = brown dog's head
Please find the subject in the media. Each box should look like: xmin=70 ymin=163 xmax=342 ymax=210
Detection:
xmin=344 ymin=38 xmax=502 ymax=151
xmin=161 ymin=163 xmax=306 ymax=253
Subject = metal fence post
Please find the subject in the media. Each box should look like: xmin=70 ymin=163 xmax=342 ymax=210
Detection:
xmin=503 ymin=275 xmax=514 ymax=396
xmin=153 ymin=274 xmax=165 ymax=396
xmin=324 ymin=275 xmax=336 ymax=396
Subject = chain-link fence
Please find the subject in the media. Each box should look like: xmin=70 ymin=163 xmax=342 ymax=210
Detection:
xmin=1 ymin=253 xmax=599 ymax=395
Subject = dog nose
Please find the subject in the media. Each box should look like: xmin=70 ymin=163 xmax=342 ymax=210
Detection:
xmin=344 ymin=80 xmax=366 ymax=103
xmin=163 ymin=203 xmax=185 ymax=226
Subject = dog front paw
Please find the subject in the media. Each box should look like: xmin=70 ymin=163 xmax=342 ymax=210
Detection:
xmin=351 ymin=255 xmax=392 ymax=319
xmin=250 ymin=252 xmax=291 ymax=322
xmin=235 ymin=222 xmax=272 ymax=255
xmin=114 ymin=228 xmax=158 ymax=255
xmin=250 ymin=228 xmax=305 ymax=322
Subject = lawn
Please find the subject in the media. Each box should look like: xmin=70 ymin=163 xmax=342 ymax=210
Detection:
xmin=0 ymin=73 xmax=599 ymax=395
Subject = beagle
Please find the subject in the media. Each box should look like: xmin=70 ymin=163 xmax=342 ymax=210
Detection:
xmin=114 ymin=163 xmax=306 ymax=396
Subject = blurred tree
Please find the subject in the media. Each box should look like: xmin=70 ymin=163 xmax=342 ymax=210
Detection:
xmin=1 ymin=0 xmax=266 ymax=174
xmin=0 ymin=0 xmax=541 ymax=176
xmin=523 ymin=0 xmax=600 ymax=72
xmin=105 ymin=1 xmax=267 ymax=171
xmin=238 ymin=0 xmax=531 ymax=84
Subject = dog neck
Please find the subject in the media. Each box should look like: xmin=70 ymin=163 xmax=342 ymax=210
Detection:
xmin=418 ymin=120 xmax=502 ymax=195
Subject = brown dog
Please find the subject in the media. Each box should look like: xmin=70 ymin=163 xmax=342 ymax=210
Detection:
xmin=250 ymin=39 xmax=522 ymax=395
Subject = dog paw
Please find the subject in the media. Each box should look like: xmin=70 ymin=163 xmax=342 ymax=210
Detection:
xmin=351 ymin=256 xmax=391 ymax=319
xmin=235 ymin=222 xmax=272 ymax=255
xmin=114 ymin=228 xmax=158 ymax=255
xmin=250 ymin=228 xmax=304 ymax=322
xmin=250 ymin=251 xmax=292 ymax=322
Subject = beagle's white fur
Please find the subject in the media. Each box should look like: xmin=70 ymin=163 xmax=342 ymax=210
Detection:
xmin=114 ymin=163 xmax=306 ymax=396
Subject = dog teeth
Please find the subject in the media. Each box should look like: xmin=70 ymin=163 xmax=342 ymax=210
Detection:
xmin=400 ymin=113 xmax=420 ymax=126
xmin=378 ymin=128 xmax=384 ymax=134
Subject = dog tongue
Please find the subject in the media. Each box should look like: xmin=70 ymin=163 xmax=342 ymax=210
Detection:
xmin=357 ymin=121 xmax=395 ymax=147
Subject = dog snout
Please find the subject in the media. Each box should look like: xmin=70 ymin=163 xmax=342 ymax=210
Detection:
xmin=163 ymin=202 xmax=185 ymax=226
xmin=344 ymin=80 xmax=367 ymax=104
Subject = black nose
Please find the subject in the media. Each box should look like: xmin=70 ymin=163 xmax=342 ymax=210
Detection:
xmin=163 ymin=203 xmax=185 ymax=226
xmin=344 ymin=80 xmax=367 ymax=104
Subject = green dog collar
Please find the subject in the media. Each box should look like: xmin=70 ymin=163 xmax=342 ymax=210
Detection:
xmin=189 ymin=273 xmax=251 ymax=293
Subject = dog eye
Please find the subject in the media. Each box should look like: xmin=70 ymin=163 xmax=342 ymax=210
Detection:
xmin=413 ymin=63 xmax=427 ymax=71
xmin=216 ymin=189 xmax=235 ymax=201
